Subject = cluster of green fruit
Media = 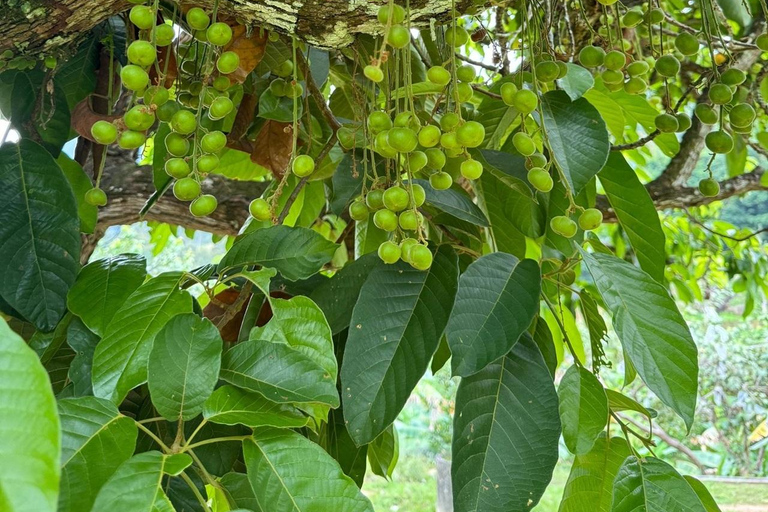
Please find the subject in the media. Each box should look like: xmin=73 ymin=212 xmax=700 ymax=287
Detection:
xmin=0 ymin=49 xmax=57 ymax=71
xmin=550 ymin=208 xmax=604 ymax=239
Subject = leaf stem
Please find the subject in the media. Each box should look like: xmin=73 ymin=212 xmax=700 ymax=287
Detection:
xmin=183 ymin=435 xmax=251 ymax=452
xmin=180 ymin=471 xmax=212 ymax=512
xmin=135 ymin=421 xmax=171 ymax=452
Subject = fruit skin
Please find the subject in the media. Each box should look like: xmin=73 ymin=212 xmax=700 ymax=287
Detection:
xmin=626 ymin=61 xmax=649 ymax=76
xmin=536 ymin=61 xmax=560 ymax=82
xmin=118 ymin=130 xmax=146 ymax=149
xmin=418 ymin=125 xmax=441 ymax=148
xmin=430 ymin=171 xmax=452 ymax=190
xmin=399 ymin=210 xmax=422 ymax=231
xmin=578 ymin=208 xmax=603 ymax=230
xmin=190 ymin=194 xmax=218 ymax=217
xmin=425 ymin=148 xmax=447 ymax=170
xmin=407 ymin=151 xmax=427 ymax=172
xmin=705 ymin=130 xmax=734 ymax=154
xmin=440 ymin=112 xmax=461 ymax=132
xmin=729 ymin=103 xmax=755 ymax=127
xmin=427 ymin=66 xmax=452 ymax=86
xmin=292 ymin=155 xmax=315 ymax=177
xmin=209 ymin=96 xmax=234 ymax=120
xmin=124 ymin=105 xmax=156 ymax=131
xmin=378 ymin=241 xmax=401 ymax=264
xmin=373 ymin=209 xmax=398 ymax=231
xmin=550 ymin=216 xmax=578 ymax=238
xmin=186 ymin=7 xmax=210 ymax=31
xmin=213 ymin=76 xmax=231 ymax=92
xmin=409 ymin=244 xmax=433 ymax=270
xmin=120 ymin=65 xmax=149 ymax=91
xmin=165 ymin=133 xmax=190 ymax=157
xmin=400 ymin=238 xmax=418 ymax=262
xmin=201 ymin=131 xmax=227 ymax=153
xmin=217 ymin=52 xmax=240 ymax=74
xmin=349 ymin=200 xmax=369 ymax=221
xmin=601 ymin=69 xmax=623 ymax=85
xmin=512 ymin=132 xmax=536 ymax=156
xmin=368 ymin=111 xmax=393 ymax=134
xmin=129 ymin=5 xmax=155 ymax=30
xmin=698 ymin=178 xmax=720 ymax=197
xmin=207 ymin=22 xmax=233 ymax=46
xmin=366 ymin=189 xmax=385 ymax=210
xmin=173 ymin=178 xmax=201 ymax=201
xmin=171 ymin=110 xmax=198 ymax=135
xmin=249 ymin=198 xmax=271 ymax=220
xmin=622 ymin=10 xmax=644 ymax=28
xmin=527 ymin=167 xmax=553 ymax=192
xmin=153 ymin=24 xmax=175 ymax=46
xmin=512 ymin=89 xmax=538 ymax=114
xmin=375 ymin=131 xmax=398 ymax=158
xmin=675 ymin=113 xmax=692 ymax=132
xmin=655 ymin=54 xmax=680 ymax=77
xmin=383 ymin=186 xmax=410 ymax=212
xmin=461 ymin=159 xmax=483 ymax=180
xmin=500 ymin=83 xmax=518 ymax=105
xmin=411 ymin=184 xmax=426 ymax=207
xmin=604 ymin=50 xmax=626 ymax=71
xmin=527 ymin=153 xmax=548 ymax=169
xmin=127 ymin=40 xmax=156 ymax=67
xmin=387 ymin=128 xmax=418 ymax=153
xmin=84 ymin=188 xmax=108 ymax=207
xmin=457 ymin=65 xmax=476 ymax=82
xmin=364 ymin=65 xmax=384 ymax=83
xmin=720 ymin=68 xmax=746 ymax=86
xmin=579 ymin=46 xmax=605 ymax=68
xmin=654 ymin=113 xmax=679 ymax=133
xmin=90 ymin=120 xmax=118 ymax=145
xmin=675 ymin=32 xmax=699 ymax=56
xmin=156 ymin=100 xmax=180 ymax=122
xmin=440 ymin=132 xmax=459 ymax=149
xmin=274 ymin=60 xmax=294 ymax=78
xmin=388 ymin=24 xmax=411 ymax=49
xmin=708 ymin=83 xmax=733 ymax=105
xmin=446 ymin=26 xmax=469 ymax=47
xmin=394 ymin=111 xmax=420 ymax=129
xmin=144 ymin=86 xmax=169 ymax=107
xmin=165 ymin=158 xmax=191 ymax=178
xmin=378 ymin=4 xmax=406 ymax=24
xmin=695 ymin=104 xmax=718 ymax=125
xmin=624 ymin=77 xmax=647 ymax=95
xmin=197 ymin=154 xmax=219 ymax=173
xmin=757 ymin=33 xmax=768 ymax=52
xmin=455 ymin=121 xmax=485 ymax=148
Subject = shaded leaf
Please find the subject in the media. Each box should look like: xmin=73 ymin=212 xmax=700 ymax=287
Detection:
xmin=203 ymin=385 xmax=309 ymax=428
xmin=57 ymin=154 xmax=98 ymax=234
xmin=90 ymin=451 xmax=177 ymax=512
xmin=558 ymin=365 xmax=609 ymax=455
xmin=411 ymin=179 xmax=489 ymax=226
xmin=368 ymin=425 xmax=399 ymax=479
xmin=612 ymin=456 xmax=707 ymax=512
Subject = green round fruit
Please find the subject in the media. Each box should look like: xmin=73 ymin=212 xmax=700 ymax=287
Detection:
xmin=446 ymin=26 xmax=469 ymax=47
xmin=209 ymin=96 xmax=234 ymax=119
xmin=373 ymin=209 xmax=398 ymax=231
xmin=430 ymin=171 xmax=452 ymax=190
xmin=190 ymin=194 xmax=217 ymax=217
xmin=366 ymin=189 xmax=385 ymax=210
xmin=200 ymin=131 xmax=227 ymax=153
xmin=197 ymin=154 xmax=219 ymax=173
xmin=418 ymin=125 xmax=441 ymax=148
xmin=292 ymin=155 xmax=315 ymax=177
xmin=123 ymin=105 xmax=155 ymax=131
xmin=84 ymin=187 xmax=108 ymax=206
xmin=705 ymin=130 xmax=734 ymax=153
xmin=129 ymin=5 xmax=154 ymax=30
xmin=217 ymin=51 xmax=240 ymax=74
xmin=213 ymin=76 xmax=231 ymax=92
xmin=274 ymin=60 xmax=294 ymax=77
xmin=186 ymin=7 xmax=210 ymax=31
xmin=500 ymin=82 xmax=518 ymax=105
xmin=207 ymin=22 xmax=233 ymax=46
xmin=388 ymin=24 xmax=411 ymax=49
xmin=622 ymin=10 xmax=644 ymax=28
xmin=170 ymin=110 xmax=197 ymax=135
xmin=349 ymin=200 xmax=369 ymax=221
xmin=698 ymin=177 xmax=720 ymax=197
xmin=512 ymin=132 xmax=536 ymax=156
xmin=368 ymin=111 xmax=393 ymax=134
xmin=165 ymin=158 xmax=191 ymax=178
xmin=720 ymin=68 xmax=746 ymax=86
xmin=647 ymin=8 xmax=664 ymax=24
xmin=655 ymin=54 xmax=680 ymax=77
xmin=675 ymin=113 xmax=692 ymax=132
xmin=460 ymin=159 xmax=483 ymax=180
xmin=550 ymin=215 xmax=577 ymax=238
xmin=655 ymin=113 xmax=679 ymax=133
xmin=709 ymin=83 xmax=733 ymax=105
xmin=457 ymin=64 xmax=476 ymax=82
xmin=338 ymin=126 xmax=360 ymax=150
xmin=411 ymin=184 xmax=426 ymax=207
xmin=440 ymin=132 xmax=459 ymax=150
xmin=729 ymin=103 xmax=755 ymax=127
xmin=399 ymin=210 xmax=421 ymax=231
xmin=757 ymin=33 xmax=768 ymax=52
xmin=440 ymin=112 xmax=461 ymax=132
xmin=624 ymin=77 xmax=647 ymax=94
xmin=394 ymin=111 xmax=420 ymax=129
xmin=388 ymin=128 xmax=418 ymax=153
xmin=375 ymin=131 xmax=397 ymax=158
xmin=604 ymin=50 xmax=626 ymax=71
xmin=173 ymin=177 xmax=201 ymax=201
xmin=152 ymin=24 xmax=175 ymax=46
xmin=695 ymin=104 xmax=718 ymax=125
xmin=409 ymin=244 xmax=433 ymax=270
xmin=527 ymin=167 xmax=553 ymax=192
xmin=456 ymin=121 xmax=485 ymax=148
xmin=579 ymin=46 xmax=606 ymax=68
xmin=144 ymin=86 xmax=169 ymax=107
xmin=407 ymin=151 xmax=428 ymax=172
xmin=127 ymin=40 xmax=156 ymax=67
xmin=578 ymin=208 xmax=603 ymax=230
xmin=400 ymin=238 xmax=418 ymax=262
xmin=165 ymin=133 xmax=190 ymax=157
xmin=249 ymin=198 xmax=271 ymax=220
xmin=120 ymin=65 xmax=149 ymax=91
xmin=597 ymin=0 xmax=617 ymax=5
xmin=427 ymin=66 xmax=452 ymax=86
xmin=425 ymin=148 xmax=447 ymax=170
xmin=377 ymin=4 xmax=406 ymax=24
xmin=536 ymin=61 xmax=560 ymax=82
xmin=156 ymin=100 xmax=180 ymax=122
xmin=512 ymin=89 xmax=538 ymax=114
xmin=527 ymin=153 xmax=548 ymax=168
xmin=674 ymin=32 xmax=699 ymax=56
xmin=44 ymin=56 xmax=57 ymax=69
xmin=601 ymin=69 xmax=624 ymax=85
xmin=378 ymin=240 xmax=401 ymax=264
xmin=626 ymin=60 xmax=649 ymax=77
xmin=364 ymin=65 xmax=384 ymax=83
xmin=118 ymin=130 xmax=146 ymax=149
xmin=90 ymin=120 xmax=118 ymax=145
xmin=383 ymin=186 xmax=410 ymax=212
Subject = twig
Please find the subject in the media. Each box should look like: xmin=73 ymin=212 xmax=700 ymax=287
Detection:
xmin=455 ymin=53 xmax=502 ymax=72
xmin=471 ymin=84 xmax=503 ymax=100
xmin=612 ymin=130 xmax=660 ymax=151
xmin=684 ymin=209 xmax=768 ymax=242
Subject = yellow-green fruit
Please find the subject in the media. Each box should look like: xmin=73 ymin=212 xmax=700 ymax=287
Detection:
xmin=118 ymin=130 xmax=146 ymax=149
xmin=366 ymin=189 xmax=385 ymax=210
xmin=292 ymin=155 xmax=315 ymax=177
xmin=418 ymin=125 xmax=441 ymax=148
xmin=455 ymin=121 xmax=485 ymax=148
xmin=383 ymin=186 xmax=410 ymax=212
xmin=430 ymin=171 xmax=452 ymax=190
xmin=527 ymin=168 xmax=553 ymax=192
xmin=377 ymin=4 xmax=406 ymax=24
xmin=705 ymin=130 xmax=734 ymax=154
xmin=388 ymin=24 xmax=411 ymax=49
xmin=578 ymin=208 xmax=603 ymax=230
xmin=190 ymin=194 xmax=218 ymax=217
xmin=123 ymin=105 xmax=155 ymax=132
xmin=624 ymin=77 xmax=647 ymax=95
xmin=536 ymin=61 xmax=560 ymax=82
xmin=720 ymin=68 xmax=746 ymax=86
xmin=427 ymin=66 xmax=452 ymax=86
xmin=364 ymin=65 xmax=384 ymax=83
xmin=655 ymin=113 xmax=679 ymax=133
xmin=387 ymin=128 xmax=418 ymax=153
xmin=674 ymin=32 xmax=699 ymax=56
xmin=197 ymin=154 xmax=219 ymax=173
xmin=550 ymin=216 xmax=577 ymax=238
xmin=440 ymin=112 xmax=461 ymax=132
xmin=446 ymin=26 xmax=469 ymax=47
xmin=165 ymin=158 xmax=191 ymax=178
xmin=170 ymin=110 xmax=197 ymax=135
xmin=695 ymin=104 xmax=718 ymax=125
xmin=708 ymin=83 xmax=733 ymax=105
xmin=349 ymin=200 xmax=369 ymax=221
xmin=90 ymin=120 xmax=118 ymax=145
xmin=500 ymin=82 xmax=518 ymax=105
xmin=186 ymin=7 xmax=210 ymax=31
xmin=409 ymin=244 xmax=433 ymax=270
xmin=512 ymin=132 xmax=536 ymax=156
xmin=120 ymin=65 xmax=149 ymax=91
xmin=206 ymin=22 xmax=233 ymax=46
xmin=173 ymin=177 xmax=201 ymax=201
xmin=127 ymin=40 xmax=156 ymax=67
xmin=579 ymin=46 xmax=605 ymax=68
xmin=622 ymin=10 xmax=644 ymax=28
xmin=411 ymin=184 xmax=426 ymax=207
xmin=601 ymin=69 xmax=624 ymax=85
xmin=604 ymin=50 xmax=626 ymax=71
xmin=460 ymin=159 xmax=483 ymax=180
xmin=378 ymin=241 xmax=401 ymax=264
xmin=407 ymin=151 xmax=428 ymax=172
xmin=655 ymin=54 xmax=680 ymax=77
xmin=425 ymin=148 xmax=447 ymax=170
xmin=130 ymin=5 xmax=155 ymax=30
xmin=457 ymin=64 xmax=476 ymax=82
xmin=249 ymin=198 xmax=271 ymax=220
xmin=373 ymin=209 xmax=398 ymax=231
xmin=399 ymin=210 xmax=422 ymax=231
xmin=84 ymin=187 xmax=108 ymax=207
xmin=512 ymin=89 xmax=538 ymax=114
xmin=757 ymin=33 xmax=768 ymax=52
xmin=698 ymin=178 xmax=720 ymax=197
xmin=675 ymin=113 xmax=692 ymax=132
xmin=729 ymin=103 xmax=755 ymax=127
xmin=626 ymin=61 xmax=649 ymax=77
xmin=217 ymin=51 xmax=240 ymax=74
xmin=400 ymin=238 xmax=418 ymax=263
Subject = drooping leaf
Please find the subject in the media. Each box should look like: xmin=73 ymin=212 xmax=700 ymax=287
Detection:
xmin=89 ymin=451 xmax=178 ymax=512
xmin=341 ymin=245 xmax=459 ymax=445
xmin=452 ymin=334 xmax=561 ymax=512
xmin=411 ymin=179 xmax=489 ymax=226
xmin=446 ymin=253 xmax=541 ymax=377
xmin=558 ymin=365 xmax=609 ymax=455
xmin=598 ymin=153 xmax=665 ymax=283
xmin=557 ymin=63 xmax=595 ymax=100
xmin=10 ymin=71 xmax=72 ymax=155
xmin=55 ymin=32 xmax=100 ymax=110
xmin=57 ymin=397 xmax=138 ymax=512
xmin=540 ymin=90 xmax=610 ymax=195
xmin=92 ymin=272 xmax=193 ymax=404
xmin=684 ymin=476 xmax=722 ymax=512
xmin=203 ymin=385 xmax=309 ymax=428
xmin=579 ymin=250 xmax=698 ymax=429
xmin=65 ymin=318 xmax=100 ymax=397
xmin=148 ymin=313 xmax=223 ymax=421
xmin=57 ymin=153 xmax=98 ymax=234
xmin=0 ymin=139 xmax=80 ymax=331
xmin=368 ymin=425 xmax=399 ymax=479
xmin=611 ymin=456 xmax=707 ymax=512
xmin=0 ymin=319 xmax=60 ymax=512
xmin=558 ymin=435 xmax=631 ymax=512
xmin=219 ymin=225 xmax=338 ymax=281
xmin=220 ymin=472 xmax=263 ymax=511
xmin=321 ymin=408 xmax=368 ymax=488
xmin=606 ymin=389 xmax=657 ymax=419
xmin=67 ymin=254 xmax=147 ymax=336
xmin=243 ymin=428 xmax=374 ymax=512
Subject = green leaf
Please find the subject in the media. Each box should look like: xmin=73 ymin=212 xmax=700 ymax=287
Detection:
xmin=220 ymin=472 xmax=264 ymax=511
xmin=355 ymin=217 xmax=388 ymax=258
xmin=476 ymin=77 xmax=518 ymax=149
xmin=330 ymin=150 xmax=377 ymax=215
xmin=368 ymin=425 xmax=399 ymax=479
xmin=163 ymin=454 xmax=193 ymax=476
xmin=558 ymin=365 xmax=609 ymax=455
xmin=452 ymin=334 xmax=561 ymax=512
xmin=558 ymin=436 xmax=631 ymax=512
xmin=258 ymin=88 xmax=302 ymax=122
xmin=715 ymin=0 xmax=751 ymax=27
xmin=341 ymin=245 xmax=459 ymax=445
xmin=606 ymin=389 xmax=657 ymax=419
xmin=203 ymin=385 xmax=309 ymax=428
xmin=321 ymin=408 xmax=368 ymax=487
xmin=411 ymin=179 xmax=489 ymax=226
xmin=11 ymin=71 xmax=72 ymax=156
xmin=65 ymin=318 xmax=100 ymax=397
xmin=55 ymin=32 xmax=100 ymax=110
xmin=152 ymin=123 xmax=173 ymax=191
xmin=67 ymin=254 xmax=147 ymax=336
xmin=57 ymin=397 xmax=138 ymax=512
xmin=90 ymin=451 xmax=178 ymax=512
xmin=0 ymin=318 xmax=60 ymax=512
xmin=148 ymin=313 xmax=223 ymax=421
xmin=92 ymin=272 xmax=193 ymax=404
xmin=213 ymin=148 xmax=270 ymax=181
xmin=598 ymin=153 xmax=666 ymax=283
xmin=220 ymin=338 xmax=340 ymax=407
xmin=243 ymin=428 xmax=374 ymax=512
xmin=725 ymin=133 xmax=747 ymax=177
xmin=219 ymin=225 xmax=338 ymax=281
xmin=557 ymin=63 xmax=595 ymax=100
xmin=541 ymin=90 xmax=610 ymax=195
xmin=0 ymin=139 xmax=80 ymax=331
xmin=579 ymin=250 xmax=698 ymax=429
xmin=57 ymin=154 xmax=98 ymax=234
xmin=612 ymin=456 xmax=707 ymax=512
xmin=584 ymin=89 xmax=625 ymax=140
xmin=684 ymin=476 xmax=722 ymax=512
xmin=446 ymin=253 xmax=541 ymax=377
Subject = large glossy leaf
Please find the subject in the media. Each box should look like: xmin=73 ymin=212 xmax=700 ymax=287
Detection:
xmin=411 ymin=179 xmax=489 ymax=226
xmin=203 ymin=385 xmax=309 ymax=428
xmin=67 ymin=254 xmax=148 ymax=336
xmin=341 ymin=245 xmax=459 ymax=445
xmin=598 ymin=153 xmax=665 ymax=283
xmin=452 ymin=334 xmax=561 ymax=512
xmin=446 ymin=253 xmax=541 ymax=377
xmin=57 ymin=397 xmax=138 ymax=512
xmin=66 ymin=318 xmax=100 ymax=397
xmin=540 ymin=90 xmax=610 ymax=195
xmin=90 ymin=451 xmax=178 ymax=512
xmin=218 ymin=225 xmax=338 ymax=281
xmin=220 ymin=472 xmax=263 ymax=511
xmin=612 ymin=456 xmax=707 ymax=512
xmin=0 ymin=139 xmax=80 ymax=331
xmin=558 ymin=365 xmax=609 ymax=455
xmin=92 ymin=272 xmax=193 ymax=404
xmin=579 ymin=250 xmax=698 ymax=429
xmin=321 ymin=408 xmax=368 ymax=487
xmin=684 ymin=476 xmax=722 ymax=512
xmin=148 ymin=313 xmax=223 ymax=421
xmin=559 ymin=436 xmax=631 ymax=512
xmin=243 ymin=428 xmax=374 ymax=512
xmin=0 ymin=319 xmax=60 ymax=512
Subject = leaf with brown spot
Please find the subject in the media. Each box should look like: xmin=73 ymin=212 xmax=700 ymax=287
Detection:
xmin=251 ymin=120 xmax=293 ymax=178
xmin=71 ymin=96 xmax=122 ymax=143
xmin=223 ymin=24 xmax=268 ymax=84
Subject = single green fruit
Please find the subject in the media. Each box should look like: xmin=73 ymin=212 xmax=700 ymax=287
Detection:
xmin=729 ymin=103 xmax=755 ymax=127
xmin=173 ymin=177 xmax=201 ymax=201
xmin=165 ymin=133 xmax=190 ymax=157
xmin=455 ymin=121 xmax=485 ymax=148
xmin=217 ymin=51 xmax=240 ymax=74
xmin=337 ymin=126 xmax=357 ymax=149
xmin=383 ymin=186 xmax=410 ymax=212
xmin=720 ymin=68 xmax=746 ymax=86
xmin=156 ymin=100 xmax=180 ymax=122
xmin=655 ymin=113 xmax=679 ymax=133
xmin=512 ymin=89 xmax=538 ymax=114
xmin=90 ymin=120 xmax=118 ymax=145
xmin=550 ymin=216 xmax=578 ymax=238
xmin=536 ymin=61 xmax=560 ymax=82
xmin=705 ymin=130 xmax=734 ymax=153
xmin=698 ymin=177 xmax=720 ymax=197
xmin=171 ymin=110 xmax=197 ymax=134
xmin=366 ymin=189 xmax=385 ymax=210
xmin=165 ymin=158 xmax=191 ymax=178
xmin=186 ymin=7 xmax=210 ymax=31
xmin=144 ymin=86 xmax=169 ymax=107
xmin=427 ymin=66 xmax=452 ymax=86
xmin=120 ymin=65 xmax=149 ymax=91
xmin=757 ymin=33 xmax=768 ymax=52
xmin=457 ymin=64 xmax=476 ymax=82
xmin=84 ymin=187 xmax=108 ymax=207
xmin=349 ymin=200 xmax=369 ymax=221
xmin=440 ymin=132 xmax=459 ymax=149
xmin=626 ymin=60 xmax=649 ymax=76
xmin=377 ymin=4 xmax=406 ymax=24
xmin=430 ymin=171 xmax=452 ymax=190
xmin=292 ymin=155 xmax=315 ymax=177
xmin=647 ymin=8 xmax=664 ymax=24
xmin=674 ymin=32 xmax=699 ymax=56
xmin=207 ymin=22 xmax=233 ymax=46
xmin=373 ymin=209 xmax=398 ymax=231
xmin=527 ymin=168 xmax=553 ymax=192
xmin=118 ymin=130 xmax=146 ymax=149
xmin=695 ymin=104 xmax=718 ymax=124
xmin=601 ymin=69 xmax=624 ymax=85
xmin=418 ymin=125 xmax=441 ymax=148
xmin=527 ymin=153 xmax=548 ymax=169
xmin=127 ymin=40 xmax=156 ymax=67
xmin=197 ymin=154 xmax=219 ymax=173
xmin=512 ymin=132 xmax=536 ymax=156
xmin=190 ymin=194 xmax=218 ymax=217
xmin=622 ymin=10 xmax=644 ymax=28
xmin=709 ymin=83 xmax=733 ymax=105
xmin=440 ymin=112 xmax=461 ymax=132
xmin=604 ymin=50 xmax=626 ymax=71
xmin=364 ymin=65 xmax=384 ymax=83
xmin=500 ymin=82 xmax=518 ymax=105
xmin=675 ymin=113 xmax=692 ymax=132
xmin=578 ymin=208 xmax=603 ymax=230
xmin=409 ymin=244 xmax=433 ymax=270
xmin=153 ymin=24 xmax=175 ymax=46
xmin=375 ymin=130 xmax=398 ymax=158
xmin=378 ymin=240 xmax=401 ymax=264
xmin=388 ymin=24 xmax=411 ymax=49
xmin=407 ymin=151 xmax=428 ymax=172
xmin=655 ymin=54 xmax=680 ymax=77
xmin=213 ymin=76 xmax=231 ymax=92
xmin=624 ymin=77 xmax=647 ymax=94
xmin=123 ymin=105 xmax=155 ymax=132
xmin=201 ymin=131 xmax=227 ymax=153
xmin=209 ymin=96 xmax=234 ymax=119
xmin=411 ymin=184 xmax=426 ymax=206
xmin=388 ymin=128 xmax=418 ymax=153
xmin=368 ymin=111 xmax=393 ymax=134
xmin=446 ymin=26 xmax=469 ymax=47
xmin=579 ymin=46 xmax=606 ymax=68
xmin=456 ymin=82 xmax=474 ymax=103
xmin=461 ymin=159 xmax=483 ymax=180
xmin=400 ymin=238 xmax=418 ymax=263
xmin=130 ymin=5 xmax=155 ymax=30
xmin=597 ymin=0 xmax=617 ymax=5
xmin=249 ymin=198 xmax=271 ymax=220
xmin=399 ymin=210 xmax=421 ymax=231
xmin=394 ymin=111 xmax=420 ymax=129
xmin=425 ymin=148 xmax=447 ymax=169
